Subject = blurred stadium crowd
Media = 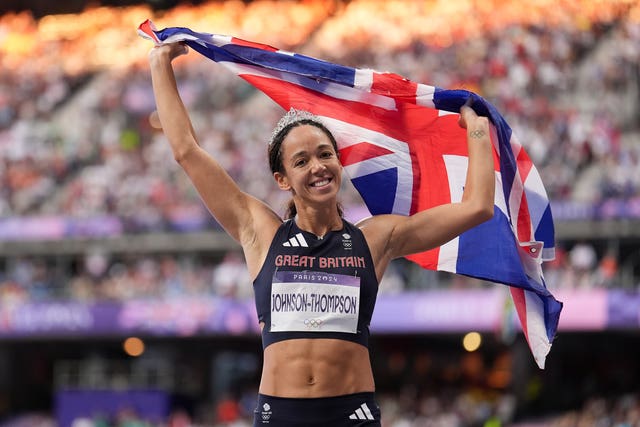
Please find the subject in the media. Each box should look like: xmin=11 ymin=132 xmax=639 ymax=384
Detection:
xmin=1 ymin=0 xmax=639 ymax=302
xmin=0 ymin=0 xmax=639 ymax=426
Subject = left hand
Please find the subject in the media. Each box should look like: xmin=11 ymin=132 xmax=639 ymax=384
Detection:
xmin=458 ymin=104 xmax=489 ymax=137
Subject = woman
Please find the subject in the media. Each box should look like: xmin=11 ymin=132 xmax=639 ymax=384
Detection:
xmin=148 ymin=42 xmax=495 ymax=426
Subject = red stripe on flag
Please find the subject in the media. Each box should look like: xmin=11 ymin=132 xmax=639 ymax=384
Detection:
xmin=405 ymin=113 xmax=470 ymax=269
xmin=231 ymin=37 xmax=278 ymax=52
xmin=339 ymin=142 xmax=394 ymax=167
xmin=516 ymin=149 xmax=533 ymax=242
xmin=406 ymin=250 xmax=440 ymax=270
xmin=138 ymin=20 xmax=160 ymax=44
xmin=517 ymin=147 xmax=533 ymax=182
xmin=371 ymin=72 xmax=419 ymax=103
xmin=510 ymin=287 xmax=529 ymax=338
xmin=517 ymin=193 xmax=532 ymax=243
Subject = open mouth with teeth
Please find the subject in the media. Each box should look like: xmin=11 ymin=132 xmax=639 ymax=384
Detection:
xmin=311 ymin=178 xmax=331 ymax=188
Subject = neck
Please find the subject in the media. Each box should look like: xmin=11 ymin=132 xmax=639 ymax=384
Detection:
xmin=294 ymin=204 xmax=342 ymax=239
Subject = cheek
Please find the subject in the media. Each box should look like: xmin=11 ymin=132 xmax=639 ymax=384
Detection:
xmin=332 ymin=163 xmax=344 ymax=178
xmin=282 ymin=170 xmax=304 ymax=191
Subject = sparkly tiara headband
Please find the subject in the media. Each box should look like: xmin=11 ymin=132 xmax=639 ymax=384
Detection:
xmin=269 ymin=108 xmax=322 ymax=146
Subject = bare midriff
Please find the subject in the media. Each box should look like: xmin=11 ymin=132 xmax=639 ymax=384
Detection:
xmin=259 ymin=338 xmax=375 ymax=398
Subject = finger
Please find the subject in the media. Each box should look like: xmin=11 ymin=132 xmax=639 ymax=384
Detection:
xmin=460 ymin=97 xmax=473 ymax=114
xmin=169 ymin=43 xmax=187 ymax=59
xmin=459 ymin=106 xmax=473 ymax=126
xmin=459 ymin=96 xmax=477 ymax=116
xmin=458 ymin=97 xmax=477 ymax=129
xmin=458 ymin=111 xmax=468 ymax=129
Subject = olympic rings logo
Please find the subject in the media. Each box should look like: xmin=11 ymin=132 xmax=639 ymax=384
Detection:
xmin=304 ymin=318 xmax=323 ymax=328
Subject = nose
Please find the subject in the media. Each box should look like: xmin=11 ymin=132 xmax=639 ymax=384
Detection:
xmin=310 ymin=157 xmax=327 ymax=173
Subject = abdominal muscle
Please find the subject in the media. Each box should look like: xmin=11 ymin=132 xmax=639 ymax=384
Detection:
xmin=259 ymin=338 xmax=375 ymax=398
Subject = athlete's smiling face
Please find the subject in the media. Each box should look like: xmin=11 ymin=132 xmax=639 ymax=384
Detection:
xmin=274 ymin=124 xmax=342 ymax=204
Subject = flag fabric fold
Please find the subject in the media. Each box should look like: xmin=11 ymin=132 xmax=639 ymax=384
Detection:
xmin=138 ymin=20 xmax=562 ymax=368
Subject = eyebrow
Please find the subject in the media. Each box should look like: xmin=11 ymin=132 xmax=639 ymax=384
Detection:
xmin=290 ymin=143 xmax=334 ymax=159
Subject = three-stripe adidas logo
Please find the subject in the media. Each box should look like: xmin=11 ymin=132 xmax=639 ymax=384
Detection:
xmin=282 ymin=232 xmax=308 ymax=247
xmin=348 ymin=403 xmax=374 ymax=421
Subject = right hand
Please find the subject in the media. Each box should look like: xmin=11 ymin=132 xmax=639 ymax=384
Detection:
xmin=148 ymin=42 xmax=189 ymax=62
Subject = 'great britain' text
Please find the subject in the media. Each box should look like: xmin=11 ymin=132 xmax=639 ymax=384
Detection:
xmin=274 ymin=255 xmax=366 ymax=269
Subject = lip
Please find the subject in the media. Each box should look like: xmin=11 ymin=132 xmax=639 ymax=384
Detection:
xmin=310 ymin=177 xmax=332 ymax=188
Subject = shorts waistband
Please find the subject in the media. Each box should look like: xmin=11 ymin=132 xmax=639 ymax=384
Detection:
xmin=258 ymin=391 xmax=375 ymax=402
xmin=254 ymin=392 xmax=380 ymax=426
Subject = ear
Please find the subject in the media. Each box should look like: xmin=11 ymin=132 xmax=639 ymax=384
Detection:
xmin=274 ymin=172 xmax=291 ymax=191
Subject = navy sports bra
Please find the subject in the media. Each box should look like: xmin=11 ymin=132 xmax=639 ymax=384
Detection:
xmin=253 ymin=219 xmax=379 ymax=349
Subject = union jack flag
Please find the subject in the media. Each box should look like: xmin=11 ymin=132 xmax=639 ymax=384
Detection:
xmin=138 ymin=20 xmax=562 ymax=368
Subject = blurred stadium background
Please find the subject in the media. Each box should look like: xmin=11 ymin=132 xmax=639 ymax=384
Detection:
xmin=0 ymin=0 xmax=639 ymax=426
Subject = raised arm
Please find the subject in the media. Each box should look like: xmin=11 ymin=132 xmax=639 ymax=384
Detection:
xmin=148 ymin=43 xmax=281 ymax=273
xmin=360 ymin=104 xmax=495 ymax=279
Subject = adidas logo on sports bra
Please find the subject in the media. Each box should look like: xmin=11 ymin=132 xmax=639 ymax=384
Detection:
xmin=282 ymin=232 xmax=308 ymax=247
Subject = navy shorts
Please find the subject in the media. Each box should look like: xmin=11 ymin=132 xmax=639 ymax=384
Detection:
xmin=253 ymin=392 xmax=381 ymax=426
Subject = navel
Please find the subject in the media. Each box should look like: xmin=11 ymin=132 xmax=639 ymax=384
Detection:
xmin=306 ymin=375 xmax=316 ymax=385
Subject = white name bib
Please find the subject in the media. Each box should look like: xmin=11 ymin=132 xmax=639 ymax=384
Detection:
xmin=270 ymin=271 xmax=360 ymax=333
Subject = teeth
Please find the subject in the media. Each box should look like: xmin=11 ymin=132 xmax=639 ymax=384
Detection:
xmin=312 ymin=179 xmax=330 ymax=187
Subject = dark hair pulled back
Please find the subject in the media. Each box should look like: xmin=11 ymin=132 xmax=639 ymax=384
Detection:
xmin=268 ymin=119 xmax=343 ymax=219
